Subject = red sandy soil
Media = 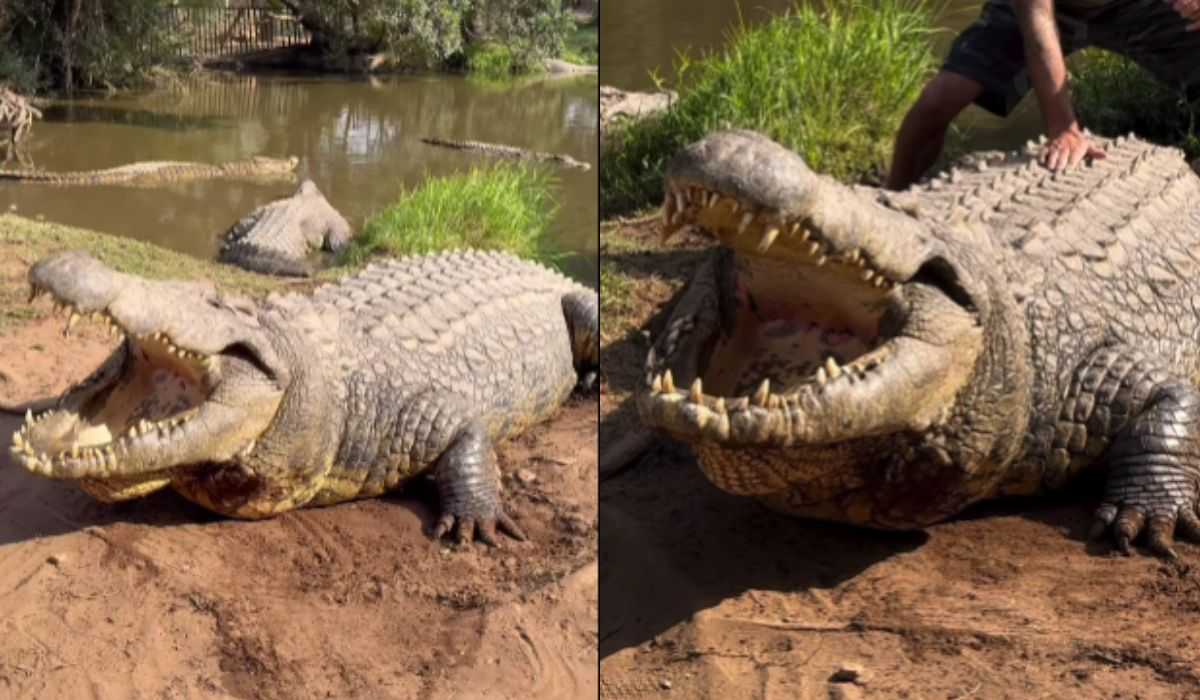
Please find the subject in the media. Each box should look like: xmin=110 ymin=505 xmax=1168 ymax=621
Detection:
xmin=0 ymin=294 xmax=598 ymax=699
xmin=598 ymin=220 xmax=1200 ymax=699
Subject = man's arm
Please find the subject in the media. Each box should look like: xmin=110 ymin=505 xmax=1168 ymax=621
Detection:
xmin=1012 ymin=0 xmax=1105 ymax=170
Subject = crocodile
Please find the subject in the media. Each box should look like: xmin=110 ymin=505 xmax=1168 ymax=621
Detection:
xmin=0 ymin=87 xmax=42 ymax=166
xmin=420 ymin=137 xmax=591 ymax=171
xmin=639 ymin=129 xmax=1200 ymax=558
xmin=9 ymin=249 xmax=598 ymax=543
xmin=218 ymin=179 xmax=353 ymax=277
xmin=0 ymin=155 xmax=299 ymax=186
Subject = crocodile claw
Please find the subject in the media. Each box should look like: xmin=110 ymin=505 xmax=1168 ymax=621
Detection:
xmin=1089 ymin=502 xmax=1200 ymax=559
xmin=432 ymin=510 xmax=527 ymax=547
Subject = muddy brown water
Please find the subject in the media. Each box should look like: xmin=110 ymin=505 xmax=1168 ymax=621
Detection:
xmin=600 ymin=0 xmax=1051 ymax=151
xmin=2 ymin=72 xmax=599 ymax=284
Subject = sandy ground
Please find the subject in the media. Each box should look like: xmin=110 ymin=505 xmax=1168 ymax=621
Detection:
xmin=0 ymin=290 xmax=598 ymax=699
xmin=598 ymin=219 xmax=1200 ymax=699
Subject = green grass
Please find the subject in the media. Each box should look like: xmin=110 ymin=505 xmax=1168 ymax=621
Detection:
xmin=599 ymin=261 xmax=633 ymax=323
xmin=600 ymin=0 xmax=941 ymax=216
xmin=465 ymin=42 xmax=522 ymax=80
xmin=1070 ymin=49 xmax=1200 ymax=161
xmin=340 ymin=164 xmax=561 ymax=267
xmin=562 ymin=22 xmax=598 ymax=65
xmin=0 ymin=214 xmax=303 ymax=333
xmin=0 ymin=214 xmax=297 ymax=294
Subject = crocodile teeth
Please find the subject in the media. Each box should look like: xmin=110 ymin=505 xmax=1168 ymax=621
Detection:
xmin=63 ymin=312 xmax=80 ymax=337
xmin=706 ymin=192 xmax=719 ymax=208
xmin=814 ymin=256 xmax=827 ymax=267
xmin=674 ymin=191 xmax=685 ymax=213
xmin=662 ymin=369 xmax=676 ymax=394
xmin=650 ymin=374 xmax=663 ymax=393
xmin=752 ymin=379 xmax=770 ymax=407
xmin=738 ymin=212 xmax=754 ymax=235
xmin=825 ymin=357 xmax=842 ymax=380
xmin=730 ymin=397 xmax=749 ymax=411
xmin=861 ymin=269 xmax=874 ymax=282
xmin=816 ymin=367 xmax=828 ymax=385
xmin=713 ymin=397 xmax=726 ymax=414
xmin=757 ymin=227 xmax=780 ymax=253
xmin=689 ymin=378 xmax=704 ymax=403
xmin=808 ymin=242 xmax=821 ymax=256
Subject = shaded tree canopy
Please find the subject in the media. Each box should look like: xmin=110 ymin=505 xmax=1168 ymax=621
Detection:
xmin=0 ymin=0 xmax=573 ymax=92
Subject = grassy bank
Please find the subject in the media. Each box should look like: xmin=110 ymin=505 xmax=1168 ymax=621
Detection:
xmin=600 ymin=0 xmax=940 ymax=216
xmin=340 ymin=164 xmax=560 ymax=267
xmin=0 ymin=214 xmax=301 ymax=332
xmin=1070 ymin=49 xmax=1200 ymax=161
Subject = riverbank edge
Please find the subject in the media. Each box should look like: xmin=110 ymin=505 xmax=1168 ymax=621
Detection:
xmin=0 ymin=214 xmax=319 ymax=333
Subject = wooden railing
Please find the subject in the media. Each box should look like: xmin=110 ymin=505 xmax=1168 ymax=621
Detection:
xmin=167 ymin=4 xmax=311 ymax=59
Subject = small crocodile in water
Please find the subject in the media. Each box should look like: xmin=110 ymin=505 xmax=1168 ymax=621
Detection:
xmin=420 ymin=137 xmax=591 ymax=171
xmin=638 ymin=129 xmax=1200 ymax=558
xmin=10 ymin=249 xmax=598 ymax=543
xmin=218 ymin=179 xmax=353 ymax=277
xmin=0 ymin=155 xmax=299 ymax=186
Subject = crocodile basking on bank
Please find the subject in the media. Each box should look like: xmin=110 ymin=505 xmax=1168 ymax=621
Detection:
xmin=420 ymin=137 xmax=591 ymax=171
xmin=0 ymin=155 xmax=299 ymax=186
xmin=9 ymin=249 xmax=598 ymax=543
xmin=639 ymin=129 xmax=1200 ymax=558
xmin=218 ymin=179 xmax=353 ymax=277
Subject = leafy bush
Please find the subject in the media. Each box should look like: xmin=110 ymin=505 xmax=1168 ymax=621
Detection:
xmin=282 ymin=0 xmax=571 ymax=71
xmin=600 ymin=0 xmax=941 ymax=216
xmin=0 ymin=0 xmax=185 ymax=93
xmin=1070 ymin=48 xmax=1200 ymax=161
xmin=341 ymin=164 xmax=560 ymax=266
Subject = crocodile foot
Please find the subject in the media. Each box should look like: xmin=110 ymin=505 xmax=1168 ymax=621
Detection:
xmin=1090 ymin=502 xmax=1200 ymax=559
xmin=432 ymin=509 xmax=527 ymax=546
xmin=1089 ymin=379 xmax=1200 ymax=558
xmin=433 ymin=422 xmax=527 ymax=547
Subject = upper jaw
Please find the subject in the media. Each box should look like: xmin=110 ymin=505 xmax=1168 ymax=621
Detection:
xmin=663 ymin=129 xmax=945 ymax=287
xmin=11 ymin=252 xmax=285 ymax=479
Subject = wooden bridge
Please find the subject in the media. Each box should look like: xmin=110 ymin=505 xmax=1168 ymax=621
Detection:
xmin=167 ymin=3 xmax=311 ymax=59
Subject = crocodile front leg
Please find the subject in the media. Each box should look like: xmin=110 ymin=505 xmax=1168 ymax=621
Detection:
xmin=1056 ymin=347 xmax=1200 ymax=557
xmin=432 ymin=421 xmax=526 ymax=546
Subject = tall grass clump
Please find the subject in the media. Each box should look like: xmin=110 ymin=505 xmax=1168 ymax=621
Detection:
xmin=341 ymin=164 xmax=561 ymax=267
xmin=1070 ymin=49 xmax=1200 ymax=161
xmin=600 ymin=0 xmax=941 ymax=216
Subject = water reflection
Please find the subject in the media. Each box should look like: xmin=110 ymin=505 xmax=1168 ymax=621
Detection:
xmin=3 ymin=72 xmax=599 ymax=285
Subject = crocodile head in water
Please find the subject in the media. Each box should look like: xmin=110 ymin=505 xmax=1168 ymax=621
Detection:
xmin=638 ymin=130 xmax=1032 ymax=526
xmin=10 ymin=252 xmax=286 ymax=499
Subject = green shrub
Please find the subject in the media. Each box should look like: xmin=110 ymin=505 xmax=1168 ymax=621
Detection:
xmin=466 ymin=42 xmax=519 ymax=79
xmin=1070 ymin=48 xmax=1200 ymax=161
xmin=561 ymin=22 xmax=597 ymax=65
xmin=600 ymin=0 xmax=941 ymax=216
xmin=341 ymin=164 xmax=560 ymax=266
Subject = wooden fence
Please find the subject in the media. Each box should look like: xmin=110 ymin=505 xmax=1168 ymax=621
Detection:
xmin=167 ymin=5 xmax=310 ymax=59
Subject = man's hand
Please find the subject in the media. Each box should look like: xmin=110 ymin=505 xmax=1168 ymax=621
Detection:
xmin=1039 ymin=126 xmax=1107 ymax=171
xmin=1169 ymin=0 xmax=1200 ymax=31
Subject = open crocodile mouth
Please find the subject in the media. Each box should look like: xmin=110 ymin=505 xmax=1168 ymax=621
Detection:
xmin=9 ymin=297 xmax=220 ymax=479
xmin=641 ymin=165 xmax=981 ymax=447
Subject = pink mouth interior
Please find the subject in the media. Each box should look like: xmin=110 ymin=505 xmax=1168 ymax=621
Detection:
xmin=701 ymin=258 xmax=887 ymax=398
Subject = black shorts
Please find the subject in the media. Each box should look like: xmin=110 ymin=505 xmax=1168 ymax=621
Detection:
xmin=944 ymin=0 xmax=1200 ymax=116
